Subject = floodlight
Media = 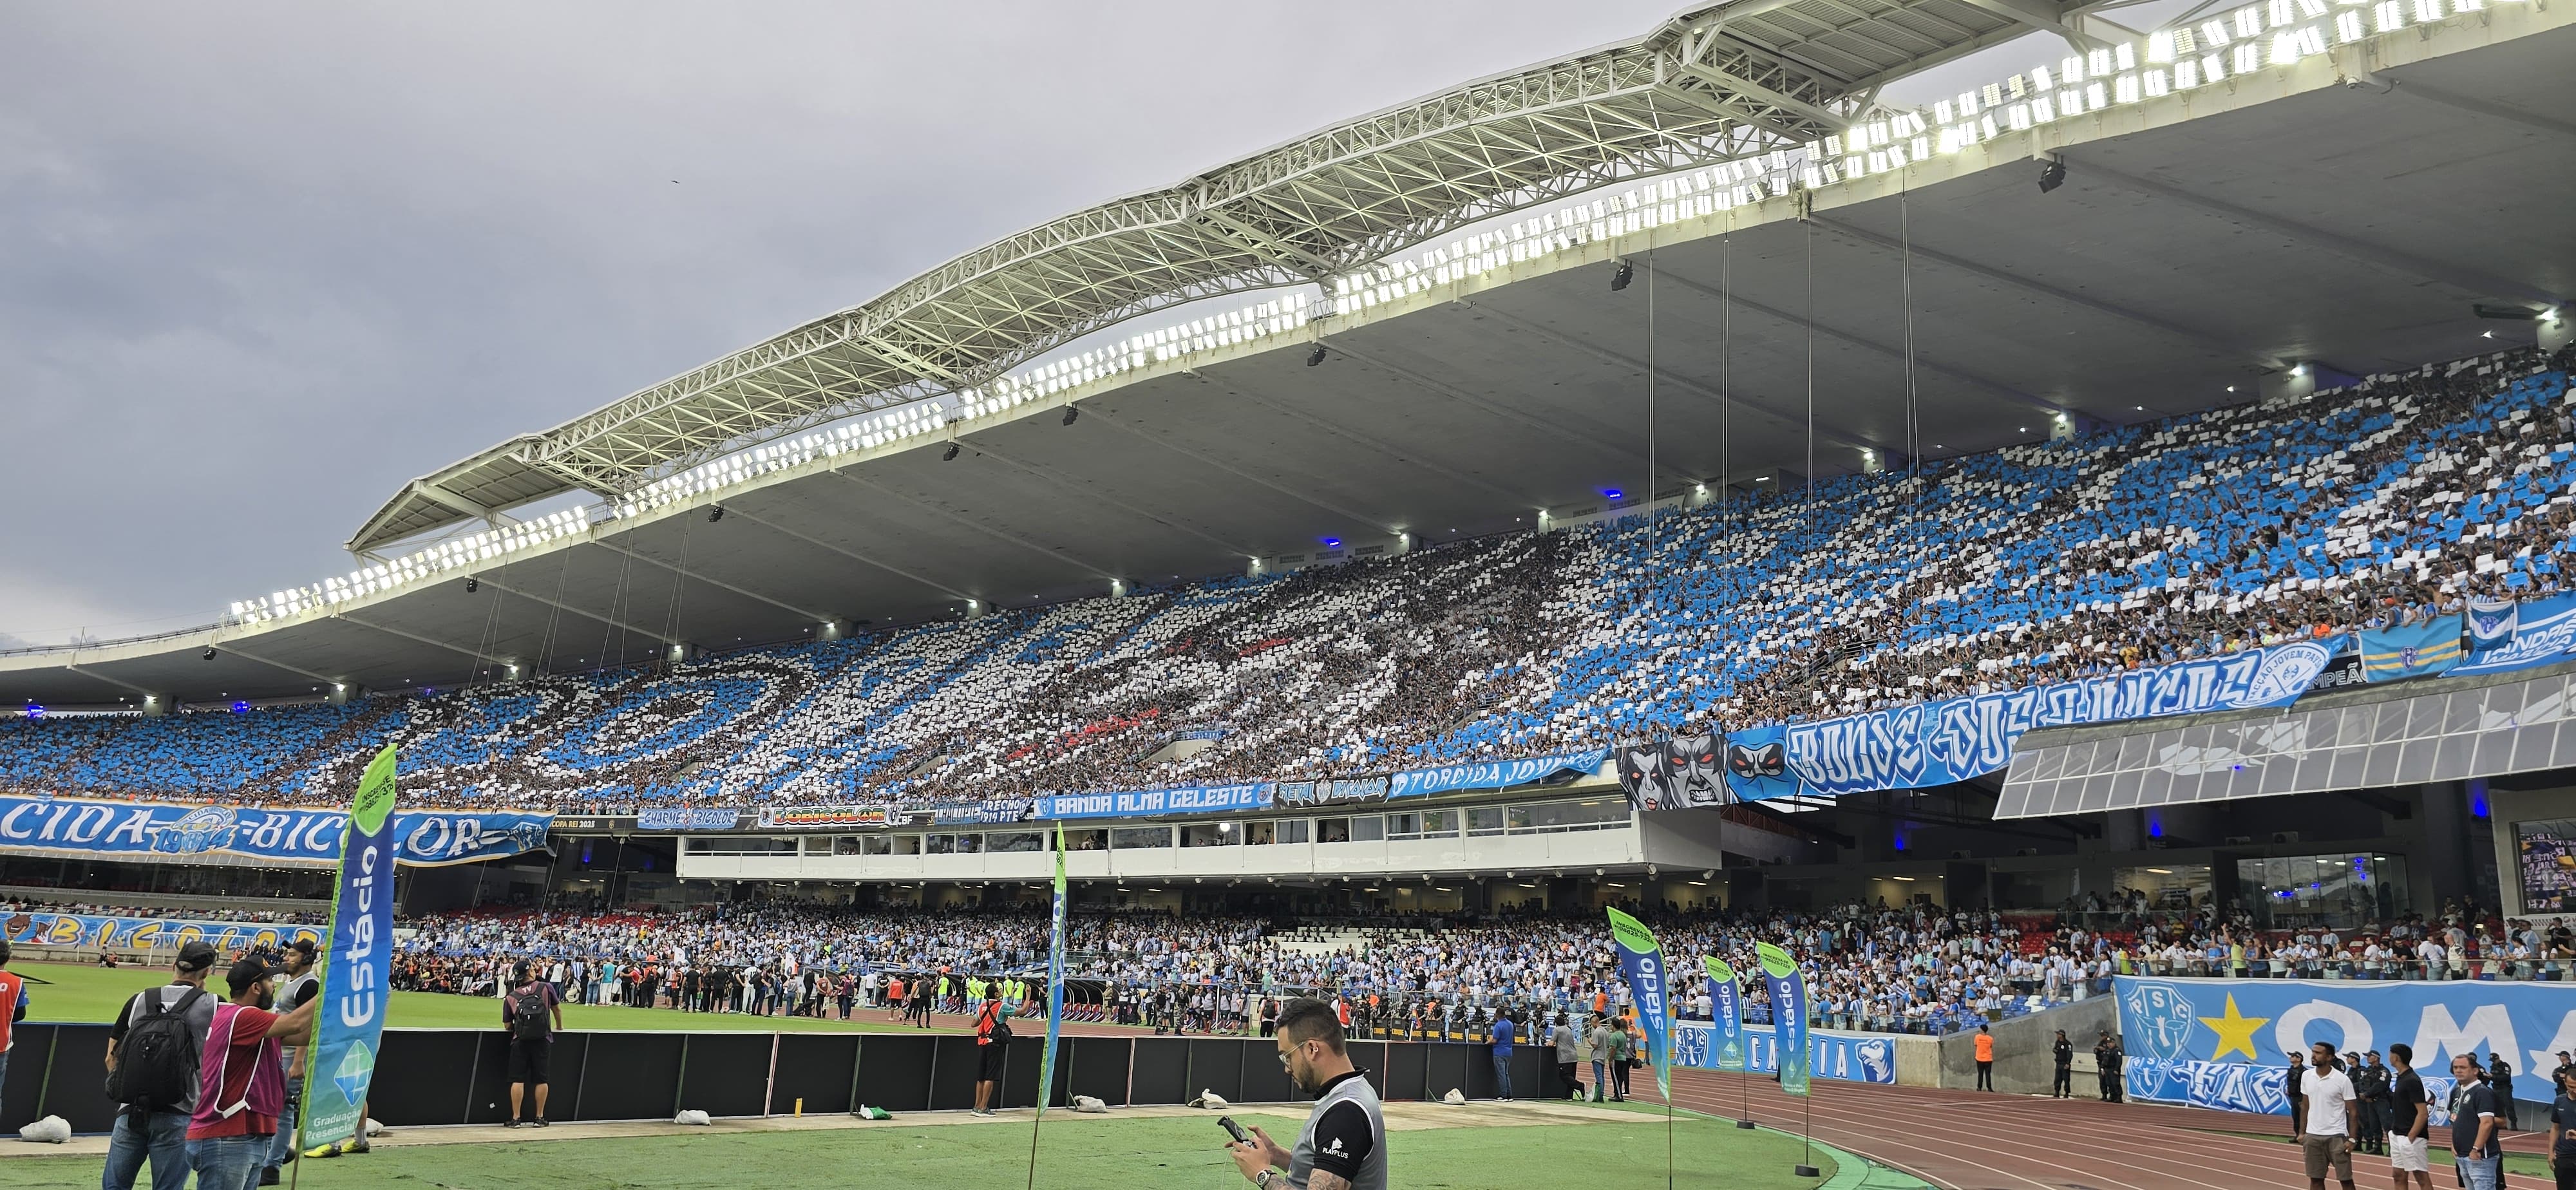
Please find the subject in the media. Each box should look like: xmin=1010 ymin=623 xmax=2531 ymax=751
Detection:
xmin=1062 ymin=406 xmax=1080 ymax=426
xmin=2038 ymin=160 xmax=2067 ymax=193
xmin=465 ymin=577 xmax=479 ymax=594
xmin=1610 ymin=260 xmax=1634 ymax=291
xmin=202 ymin=648 xmax=218 ymax=661
xmin=1307 ymin=345 xmax=1328 ymax=367
xmin=942 ymin=443 xmax=960 ymax=461
xmin=708 ymin=507 xmax=724 ymax=523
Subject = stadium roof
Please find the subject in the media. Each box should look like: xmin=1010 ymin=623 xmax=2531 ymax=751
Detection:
xmin=3 ymin=0 xmax=2570 ymax=709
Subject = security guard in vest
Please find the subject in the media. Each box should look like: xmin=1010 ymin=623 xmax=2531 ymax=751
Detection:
xmin=1229 ymin=997 xmax=1386 ymax=1190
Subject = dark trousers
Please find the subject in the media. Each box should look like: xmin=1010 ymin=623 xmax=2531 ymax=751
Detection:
xmin=1558 ymin=1062 xmax=1580 ymax=1099
xmin=2052 ymin=1066 xmax=2072 ymax=1097
xmin=2358 ymin=1099 xmax=2383 ymax=1151
xmin=1976 ymin=1061 xmax=1993 ymax=1091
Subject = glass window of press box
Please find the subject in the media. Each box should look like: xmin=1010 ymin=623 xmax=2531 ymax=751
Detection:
xmin=2235 ymin=853 xmax=2409 ymax=930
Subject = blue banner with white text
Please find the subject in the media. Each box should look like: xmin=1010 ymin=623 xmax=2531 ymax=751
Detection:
xmin=1034 ymin=784 xmax=1270 ymax=820
xmin=0 ymin=795 xmax=551 ymax=867
xmin=1770 ymin=639 xmax=2334 ymax=797
xmin=2112 ymin=976 xmax=2576 ymax=1120
xmin=1387 ymin=750 xmax=1608 ymax=799
xmin=1670 ymin=1021 xmax=1895 ymax=1084
xmin=2360 ymin=616 xmax=2466 ymax=682
xmin=2455 ymin=593 xmax=2576 ymax=677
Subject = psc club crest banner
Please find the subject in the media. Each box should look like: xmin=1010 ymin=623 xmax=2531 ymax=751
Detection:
xmin=0 ymin=795 xmax=551 ymax=867
xmin=2113 ymin=976 xmax=2576 ymax=1122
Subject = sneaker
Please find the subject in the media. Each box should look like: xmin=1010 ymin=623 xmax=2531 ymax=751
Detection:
xmin=531 ymin=1119 xmax=549 ymax=1128
xmin=302 ymin=1142 xmax=343 ymax=1160
xmin=259 ymin=1170 xmax=281 ymax=1187
xmin=348 ymin=1140 xmax=372 ymax=1155
xmin=504 ymin=1120 xmax=523 ymax=1129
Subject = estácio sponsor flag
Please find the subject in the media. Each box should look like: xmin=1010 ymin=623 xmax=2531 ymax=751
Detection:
xmin=300 ymin=745 xmax=399 ymax=1148
xmin=1605 ymin=907 xmax=1676 ymax=1101
xmin=1704 ymin=956 xmax=1747 ymax=1073
xmin=1756 ymin=940 xmax=1810 ymax=1097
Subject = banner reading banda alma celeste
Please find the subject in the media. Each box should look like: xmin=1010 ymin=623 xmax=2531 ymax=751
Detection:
xmin=0 ymin=794 xmax=550 ymax=867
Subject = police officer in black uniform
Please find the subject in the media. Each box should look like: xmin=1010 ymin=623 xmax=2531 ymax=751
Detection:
xmin=2052 ymin=1030 xmax=2074 ymax=1099
xmin=2353 ymin=1052 xmax=2387 ymax=1155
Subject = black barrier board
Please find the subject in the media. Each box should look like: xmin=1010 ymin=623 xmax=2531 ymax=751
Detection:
xmin=1237 ymin=1035 xmax=1293 ymax=1104
xmin=1 ymin=1025 xmax=52 ymax=1133
xmin=855 ymin=1033 xmax=934 ymax=1113
xmin=462 ymin=1032 xmax=513 ymax=1124
xmin=1349 ymin=1042 xmax=1388 ymax=1102
xmin=926 ymin=1035 xmax=983 ymax=1111
xmin=770 ymin=1034 xmax=858 ymax=1116
xmin=1129 ymin=1037 xmax=1189 ymax=1106
xmin=1184 ymin=1039 xmax=1245 ymax=1106
xmin=574 ymin=1032 xmax=683 ymax=1122
xmin=680 ymin=1033 xmax=773 ymax=1118
xmin=1423 ymin=1043 xmax=1469 ymax=1102
xmin=1380 ymin=1041 xmax=1427 ymax=1102
xmin=1510 ymin=1048 xmax=1546 ymax=1100
xmin=43 ymin=1025 xmax=118 ymax=1135
xmin=1461 ymin=1041 xmax=1500 ymax=1100
xmin=1065 ymin=1036 xmax=1131 ymax=1107
xmin=372 ymin=1030 xmax=480 ymax=1127
xmin=999 ymin=1035 xmax=1042 ymax=1109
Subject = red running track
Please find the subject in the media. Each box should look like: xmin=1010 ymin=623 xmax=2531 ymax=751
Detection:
xmin=1649 ymin=1068 xmax=2552 ymax=1190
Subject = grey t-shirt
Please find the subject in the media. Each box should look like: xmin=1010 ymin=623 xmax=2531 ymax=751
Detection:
xmin=1589 ymin=1025 xmax=1616 ymax=1062
xmin=109 ymin=983 xmax=219 ymax=1113
xmin=1555 ymin=1023 xmax=1580 ymax=1062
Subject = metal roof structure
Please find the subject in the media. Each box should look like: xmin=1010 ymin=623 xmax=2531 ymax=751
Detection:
xmin=3 ymin=0 xmax=2570 ymax=710
xmin=345 ymin=0 xmax=2104 ymax=552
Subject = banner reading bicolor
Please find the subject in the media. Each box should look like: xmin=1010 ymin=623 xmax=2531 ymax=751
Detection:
xmin=300 ymin=744 xmax=399 ymax=1151
xmin=0 ymin=795 xmax=549 ymax=867
xmin=2 ymin=910 xmax=323 ymax=953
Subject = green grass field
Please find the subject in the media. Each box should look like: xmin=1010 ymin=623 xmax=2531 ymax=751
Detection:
xmin=0 ymin=1110 xmax=1850 ymax=1189
xmin=10 ymin=961 xmax=907 ymax=1034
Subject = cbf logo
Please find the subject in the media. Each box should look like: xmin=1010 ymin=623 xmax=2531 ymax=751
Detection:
xmin=2122 ymin=980 xmax=2198 ymax=1062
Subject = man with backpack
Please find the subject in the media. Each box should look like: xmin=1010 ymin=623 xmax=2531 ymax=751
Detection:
xmin=503 ymin=961 xmax=565 ymax=1127
xmin=189 ymin=958 xmax=321 ymax=1190
xmin=105 ymin=941 xmax=224 ymax=1190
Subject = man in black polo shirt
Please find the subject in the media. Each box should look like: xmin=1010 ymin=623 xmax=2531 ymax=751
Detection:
xmin=2051 ymin=1030 xmax=2073 ymax=1099
xmin=2449 ymin=1053 xmax=2503 ymax=1190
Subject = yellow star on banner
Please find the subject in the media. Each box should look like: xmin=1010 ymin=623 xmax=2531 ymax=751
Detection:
xmin=2199 ymin=994 xmax=2270 ymax=1062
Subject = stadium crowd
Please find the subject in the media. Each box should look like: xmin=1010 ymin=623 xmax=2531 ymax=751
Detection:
xmin=0 ymin=346 xmax=2569 ymax=817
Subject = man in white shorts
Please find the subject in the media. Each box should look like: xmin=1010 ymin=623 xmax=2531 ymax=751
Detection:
xmin=2385 ymin=1042 xmax=2433 ymax=1190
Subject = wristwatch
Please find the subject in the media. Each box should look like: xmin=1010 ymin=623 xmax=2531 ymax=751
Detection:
xmin=1253 ymin=1169 xmax=1278 ymax=1189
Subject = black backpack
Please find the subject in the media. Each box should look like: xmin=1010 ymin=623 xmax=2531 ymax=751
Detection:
xmin=509 ymin=983 xmax=551 ymax=1039
xmin=108 ymin=987 xmax=205 ymax=1113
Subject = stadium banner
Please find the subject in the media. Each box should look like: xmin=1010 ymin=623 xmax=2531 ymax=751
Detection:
xmin=754 ymin=805 xmax=892 ymax=829
xmin=1704 ymin=956 xmax=1747 ymax=1072
xmin=0 ymin=795 xmax=549 ymax=867
xmin=301 ymin=744 xmax=399 ymax=1152
xmin=1766 ymin=639 xmax=2335 ymax=798
xmin=2359 ymin=615 xmax=2465 ymax=682
xmin=1722 ymin=727 xmax=1800 ymax=803
xmin=1274 ymin=777 xmax=1390 ymax=808
xmin=2454 ymin=592 xmax=2576 ymax=677
xmin=1032 ymin=783 xmax=1271 ymax=820
xmin=1670 ymin=1021 xmax=1895 ymax=1084
xmin=2111 ymin=976 xmax=2576 ymax=1123
xmin=2469 ymin=598 xmax=2521 ymax=649
xmin=1605 ymin=907 xmax=1676 ymax=1101
xmin=931 ymin=799 xmax=1034 ymax=826
xmin=1614 ymin=734 xmax=1730 ymax=811
xmin=1 ymin=910 xmax=322 ymax=952
xmin=634 ymin=808 xmax=742 ymax=831
xmin=2515 ymin=817 xmax=2576 ymax=912
xmin=2302 ymin=635 xmax=2366 ymax=695
xmin=1385 ymin=749 xmax=1609 ymax=799
xmin=1756 ymin=941 xmax=1811 ymax=1096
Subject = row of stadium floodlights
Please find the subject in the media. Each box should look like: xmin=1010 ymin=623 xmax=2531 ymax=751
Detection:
xmin=218 ymin=0 xmax=2488 ymax=632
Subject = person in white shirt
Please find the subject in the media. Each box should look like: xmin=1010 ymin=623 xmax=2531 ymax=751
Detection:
xmin=2416 ymin=939 xmax=2445 ymax=980
xmin=2300 ymin=1041 xmax=2358 ymax=1190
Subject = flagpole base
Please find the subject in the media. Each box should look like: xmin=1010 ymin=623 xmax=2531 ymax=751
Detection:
xmin=1793 ymin=1165 xmax=1821 ymax=1178
xmin=1735 ymin=1119 xmax=1756 ymax=1129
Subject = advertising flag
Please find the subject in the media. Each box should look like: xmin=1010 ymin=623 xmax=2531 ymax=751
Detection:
xmin=299 ymin=744 xmax=399 ymax=1150
xmin=1037 ymin=822 xmax=1069 ymax=1116
xmin=1605 ymin=907 xmax=1676 ymax=1101
xmin=1704 ymin=956 xmax=1746 ymax=1072
xmin=1756 ymin=941 xmax=1810 ymax=1097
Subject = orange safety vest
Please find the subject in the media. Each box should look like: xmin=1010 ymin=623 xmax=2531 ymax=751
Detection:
xmin=1975 ymin=1034 xmax=1995 ymax=1062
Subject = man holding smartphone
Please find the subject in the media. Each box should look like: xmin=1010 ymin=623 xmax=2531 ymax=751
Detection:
xmin=1226 ymin=997 xmax=1385 ymax=1190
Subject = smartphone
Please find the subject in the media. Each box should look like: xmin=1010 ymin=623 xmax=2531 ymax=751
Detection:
xmin=1218 ymin=1116 xmax=1252 ymax=1146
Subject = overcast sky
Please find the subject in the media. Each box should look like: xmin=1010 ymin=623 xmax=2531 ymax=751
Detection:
xmin=0 ymin=1 xmax=2093 ymax=648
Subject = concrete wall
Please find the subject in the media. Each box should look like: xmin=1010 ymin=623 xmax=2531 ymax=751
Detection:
xmin=1889 ymin=1033 xmax=1943 ymax=1088
xmin=1937 ymin=994 xmax=2121 ymax=1094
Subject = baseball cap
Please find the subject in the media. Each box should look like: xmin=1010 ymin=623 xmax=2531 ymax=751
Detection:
xmin=285 ymin=938 xmax=318 ymax=959
xmin=176 ymin=941 xmax=220 ymax=974
xmin=226 ymin=957 xmax=287 ymax=997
